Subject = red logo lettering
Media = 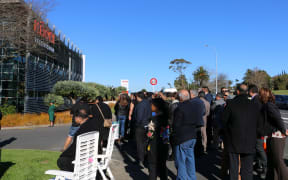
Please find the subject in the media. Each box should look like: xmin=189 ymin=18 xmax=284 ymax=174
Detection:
xmin=33 ymin=20 xmax=55 ymax=44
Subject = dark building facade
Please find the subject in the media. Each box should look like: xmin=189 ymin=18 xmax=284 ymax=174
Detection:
xmin=0 ymin=0 xmax=84 ymax=113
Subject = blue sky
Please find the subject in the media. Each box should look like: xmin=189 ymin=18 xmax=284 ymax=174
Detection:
xmin=48 ymin=0 xmax=288 ymax=92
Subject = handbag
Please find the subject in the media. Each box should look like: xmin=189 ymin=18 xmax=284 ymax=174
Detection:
xmin=96 ymin=104 xmax=112 ymax=128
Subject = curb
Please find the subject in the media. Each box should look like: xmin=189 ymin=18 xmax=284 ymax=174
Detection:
xmin=1 ymin=123 xmax=70 ymax=130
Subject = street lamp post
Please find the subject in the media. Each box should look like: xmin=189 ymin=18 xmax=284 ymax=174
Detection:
xmin=205 ymin=44 xmax=218 ymax=94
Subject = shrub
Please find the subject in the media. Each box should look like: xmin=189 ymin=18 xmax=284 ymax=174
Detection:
xmin=0 ymin=104 xmax=17 ymax=116
xmin=44 ymin=94 xmax=64 ymax=107
xmin=1 ymin=111 xmax=72 ymax=127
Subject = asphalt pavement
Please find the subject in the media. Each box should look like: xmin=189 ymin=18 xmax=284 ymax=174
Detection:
xmin=280 ymin=109 xmax=288 ymax=127
xmin=1 ymin=120 xmax=288 ymax=180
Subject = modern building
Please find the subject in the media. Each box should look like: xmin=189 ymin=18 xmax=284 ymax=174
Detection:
xmin=0 ymin=0 xmax=85 ymax=113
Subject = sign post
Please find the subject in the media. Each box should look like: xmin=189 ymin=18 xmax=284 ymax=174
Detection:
xmin=120 ymin=80 xmax=129 ymax=94
xmin=150 ymin=78 xmax=157 ymax=92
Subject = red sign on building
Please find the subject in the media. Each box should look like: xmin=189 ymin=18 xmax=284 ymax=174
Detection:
xmin=33 ymin=20 xmax=55 ymax=44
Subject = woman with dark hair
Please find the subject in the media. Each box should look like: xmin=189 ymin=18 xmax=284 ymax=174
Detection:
xmin=89 ymin=96 xmax=112 ymax=153
xmin=259 ymin=88 xmax=288 ymax=180
xmin=114 ymin=94 xmax=130 ymax=142
xmin=95 ymin=96 xmax=104 ymax=103
xmin=147 ymin=98 xmax=169 ymax=180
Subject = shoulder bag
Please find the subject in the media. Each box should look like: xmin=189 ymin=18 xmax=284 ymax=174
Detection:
xmin=96 ymin=104 xmax=112 ymax=128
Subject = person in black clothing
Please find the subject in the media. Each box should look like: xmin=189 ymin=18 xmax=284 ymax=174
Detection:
xmin=167 ymin=92 xmax=179 ymax=161
xmin=57 ymin=107 xmax=92 ymax=171
xmin=90 ymin=96 xmax=112 ymax=152
xmin=147 ymin=98 xmax=169 ymax=180
xmin=128 ymin=93 xmax=138 ymax=140
xmin=259 ymin=88 xmax=288 ymax=180
xmin=134 ymin=91 xmax=152 ymax=165
xmin=248 ymin=84 xmax=267 ymax=179
xmin=222 ymin=84 xmax=260 ymax=180
xmin=62 ymin=99 xmax=91 ymax=151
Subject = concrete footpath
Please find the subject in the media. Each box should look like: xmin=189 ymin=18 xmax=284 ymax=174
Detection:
xmin=0 ymin=125 xmax=288 ymax=180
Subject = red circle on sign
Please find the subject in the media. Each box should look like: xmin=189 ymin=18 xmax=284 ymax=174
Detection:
xmin=150 ymin=78 xmax=157 ymax=85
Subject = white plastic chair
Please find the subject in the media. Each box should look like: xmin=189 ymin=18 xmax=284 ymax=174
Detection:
xmin=97 ymin=124 xmax=119 ymax=180
xmin=45 ymin=131 xmax=99 ymax=180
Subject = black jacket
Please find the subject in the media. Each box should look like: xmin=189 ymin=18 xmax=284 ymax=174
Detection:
xmin=168 ymin=100 xmax=179 ymax=126
xmin=172 ymin=98 xmax=205 ymax=146
xmin=60 ymin=118 xmax=98 ymax=159
xmin=148 ymin=112 xmax=169 ymax=164
xmin=251 ymin=95 xmax=265 ymax=137
xmin=89 ymin=102 xmax=112 ymax=142
xmin=222 ymin=94 xmax=259 ymax=154
xmin=134 ymin=99 xmax=152 ymax=127
xmin=261 ymin=102 xmax=286 ymax=136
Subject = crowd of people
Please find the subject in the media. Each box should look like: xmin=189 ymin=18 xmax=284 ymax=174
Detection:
xmin=55 ymin=84 xmax=288 ymax=180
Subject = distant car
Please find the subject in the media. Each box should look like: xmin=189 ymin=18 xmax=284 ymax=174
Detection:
xmin=275 ymin=95 xmax=288 ymax=110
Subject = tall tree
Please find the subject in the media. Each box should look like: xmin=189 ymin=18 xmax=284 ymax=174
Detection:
xmin=174 ymin=75 xmax=188 ymax=90
xmin=272 ymin=72 xmax=288 ymax=90
xmin=193 ymin=66 xmax=209 ymax=87
xmin=169 ymin=58 xmax=191 ymax=89
xmin=243 ymin=68 xmax=271 ymax=88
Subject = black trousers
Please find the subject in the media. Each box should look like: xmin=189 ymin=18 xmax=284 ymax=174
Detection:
xmin=266 ymin=137 xmax=288 ymax=180
xmin=57 ymin=156 xmax=74 ymax=172
xmin=255 ymin=138 xmax=267 ymax=169
xmin=148 ymin=139 xmax=169 ymax=180
xmin=135 ymin=127 xmax=147 ymax=162
xmin=228 ymin=153 xmax=254 ymax=180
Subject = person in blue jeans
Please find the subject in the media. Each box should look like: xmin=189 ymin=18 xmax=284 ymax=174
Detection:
xmin=115 ymin=94 xmax=130 ymax=142
xmin=172 ymin=90 xmax=205 ymax=180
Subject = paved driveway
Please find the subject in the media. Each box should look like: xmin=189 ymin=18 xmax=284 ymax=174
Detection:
xmin=0 ymin=124 xmax=287 ymax=180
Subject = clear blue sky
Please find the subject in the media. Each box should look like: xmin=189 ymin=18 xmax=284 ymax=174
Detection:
xmin=48 ymin=0 xmax=288 ymax=92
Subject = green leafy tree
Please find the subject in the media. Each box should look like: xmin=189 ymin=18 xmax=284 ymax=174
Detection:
xmin=243 ymin=68 xmax=271 ymax=88
xmin=272 ymin=72 xmax=288 ymax=90
xmin=193 ymin=66 xmax=209 ymax=87
xmin=44 ymin=94 xmax=64 ymax=107
xmin=86 ymin=83 xmax=108 ymax=97
xmin=174 ymin=75 xmax=188 ymax=90
xmin=52 ymin=81 xmax=98 ymax=104
xmin=169 ymin=58 xmax=191 ymax=89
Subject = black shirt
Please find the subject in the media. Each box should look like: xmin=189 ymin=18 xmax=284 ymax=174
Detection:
xmin=134 ymin=99 xmax=152 ymax=127
xmin=60 ymin=117 xmax=98 ymax=159
xmin=172 ymin=98 xmax=205 ymax=145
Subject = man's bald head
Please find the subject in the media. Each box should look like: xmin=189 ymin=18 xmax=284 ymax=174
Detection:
xmin=237 ymin=84 xmax=248 ymax=95
xmin=179 ymin=89 xmax=190 ymax=102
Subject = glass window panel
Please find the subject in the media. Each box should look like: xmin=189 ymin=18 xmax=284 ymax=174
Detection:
xmin=2 ymin=81 xmax=18 ymax=89
xmin=1 ymin=90 xmax=17 ymax=97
